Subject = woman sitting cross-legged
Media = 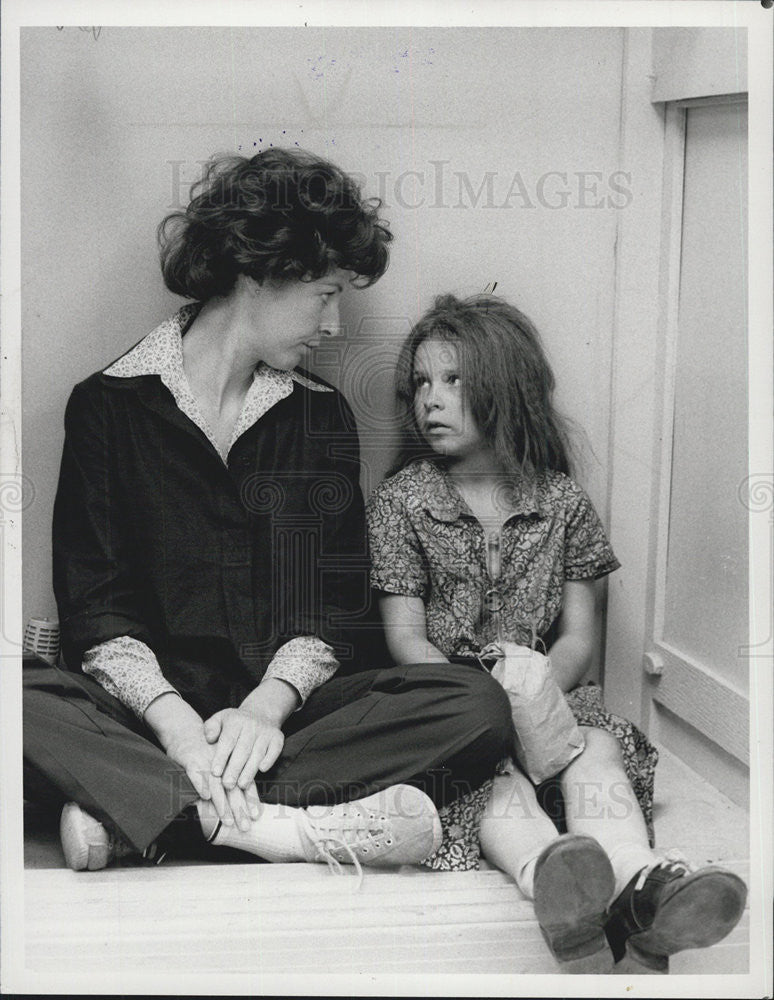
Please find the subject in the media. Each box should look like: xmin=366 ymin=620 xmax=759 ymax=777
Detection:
xmin=23 ymin=152 xmax=517 ymax=878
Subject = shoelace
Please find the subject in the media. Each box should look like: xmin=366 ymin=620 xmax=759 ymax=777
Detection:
xmin=296 ymin=805 xmax=393 ymax=891
xmin=633 ymin=848 xmax=695 ymax=891
xmin=312 ymin=833 xmax=363 ymax=889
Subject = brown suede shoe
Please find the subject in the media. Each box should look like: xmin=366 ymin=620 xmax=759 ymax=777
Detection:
xmin=605 ymin=859 xmax=748 ymax=973
xmin=532 ymin=834 xmax=615 ymax=973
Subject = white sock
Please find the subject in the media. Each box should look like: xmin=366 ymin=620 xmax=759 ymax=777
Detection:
xmin=607 ymin=842 xmax=658 ymax=899
xmin=515 ymin=854 xmax=539 ymax=899
xmin=196 ymin=800 xmax=308 ymax=863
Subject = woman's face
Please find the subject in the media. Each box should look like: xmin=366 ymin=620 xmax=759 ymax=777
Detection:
xmin=412 ymin=338 xmax=486 ymax=460
xmin=243 ymin=268 xmax=350 ymax=370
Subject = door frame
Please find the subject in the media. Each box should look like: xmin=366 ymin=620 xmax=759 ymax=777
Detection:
xmin=641 ymin=96 xmax=749 ymax=769
xmin=603 ymin=31 xmax=750 ymax=801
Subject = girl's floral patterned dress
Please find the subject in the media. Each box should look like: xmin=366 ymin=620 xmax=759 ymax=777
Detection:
xmin=367 ymin=459 xmax=658 ymax=871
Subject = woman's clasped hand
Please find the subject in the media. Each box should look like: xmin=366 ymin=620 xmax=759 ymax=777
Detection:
xmin=204 ymin=707 xmax=285 ymax=787
xmin=159 ymin=712 xmax=260 ymax=832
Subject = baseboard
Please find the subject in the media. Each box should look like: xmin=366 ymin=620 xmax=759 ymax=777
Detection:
xmin=653 ymin=702 xmax=749 ymax=809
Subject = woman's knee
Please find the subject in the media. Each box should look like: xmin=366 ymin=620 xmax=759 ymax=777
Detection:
xmin=379 ymin=661 xmax=514 ymax=763
xmin=456 ymin=668 xmax=514 ymax=757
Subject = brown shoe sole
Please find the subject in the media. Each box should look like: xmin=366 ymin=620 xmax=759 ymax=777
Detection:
xmin=626 ymin=868 xmax=748 ymax=972
xmin=533 ymin=835 xmax=615 ymax=972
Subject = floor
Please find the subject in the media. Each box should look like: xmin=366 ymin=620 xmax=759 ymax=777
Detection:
xmin=21 ymin=747 xmax=750 ymax=982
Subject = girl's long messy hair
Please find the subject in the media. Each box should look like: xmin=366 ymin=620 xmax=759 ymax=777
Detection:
xmin=391 ymin=293 xmax=574 ymax=479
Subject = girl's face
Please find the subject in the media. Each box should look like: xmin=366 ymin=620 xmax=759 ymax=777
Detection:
xmin=413 ymin=339 xmax=487 ymax=461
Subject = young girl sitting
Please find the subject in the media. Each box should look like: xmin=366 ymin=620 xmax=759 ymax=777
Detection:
xmin=366 ymin=293 xmax=747 ymax=975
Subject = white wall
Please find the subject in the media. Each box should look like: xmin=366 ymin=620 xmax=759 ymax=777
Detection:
xmin=22 ymin=26 xmax=627 ymax=627
xmin=651 ymin=26 xmax=747 ymax=101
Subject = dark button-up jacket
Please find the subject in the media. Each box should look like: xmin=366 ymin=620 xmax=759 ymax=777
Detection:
xmin=53 ymin=346 xmax=377 ymax=719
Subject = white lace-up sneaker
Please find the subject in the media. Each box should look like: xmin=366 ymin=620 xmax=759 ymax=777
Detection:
xmin=297 ymin=784 xmax=443 ymax=874
xmin=60 ymin=802 xmax=164 ymax=871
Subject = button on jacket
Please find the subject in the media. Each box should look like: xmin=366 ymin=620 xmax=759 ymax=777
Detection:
xmin=53 ymin=310 xmax=375 ymax=720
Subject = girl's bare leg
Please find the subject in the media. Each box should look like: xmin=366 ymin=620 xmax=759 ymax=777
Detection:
xmin=560 ymin=727 xmax=655 ymax=896
xmin=481 ymin=767 xmax=617 ymax=972
xmin=561 ymin=728 xmax=747 ymax=972
xmin=479 ymin=769 xmax=558 ymax=897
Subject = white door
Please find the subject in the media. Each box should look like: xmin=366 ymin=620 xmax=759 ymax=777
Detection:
xmin=606 ymin=94 xmax=749 ymax=805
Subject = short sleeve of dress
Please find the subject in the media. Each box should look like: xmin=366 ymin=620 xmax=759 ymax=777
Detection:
xmin=563 ymin=480 xmax=621 ymax=580
xmin=366 ymin=482 xmax=429 ymax=598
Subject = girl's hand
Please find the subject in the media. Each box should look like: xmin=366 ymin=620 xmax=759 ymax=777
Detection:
xmin=485 ymin=640 xmax=550 ymax=693
xmin=203 ymin=707 xmax=285 ymax=790
xmin=163 ymin=722 xmax=260 ymax=831
xmin=481 ymin=640 xmax=535 ymax=661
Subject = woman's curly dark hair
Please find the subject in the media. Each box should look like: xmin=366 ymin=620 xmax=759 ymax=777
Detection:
xmin=158 ymin=148 xmax=393 ymax=300
xmin=391 ymin=293 xmax=575 ymax=480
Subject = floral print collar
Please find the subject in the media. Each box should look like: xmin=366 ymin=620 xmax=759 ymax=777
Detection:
xmin=414 ymin=459 xmax=543 ymax=522
xmin=103 ymin=303 xmax=332 ymax=461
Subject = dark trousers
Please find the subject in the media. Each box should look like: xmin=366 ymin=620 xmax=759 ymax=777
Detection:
xmin=23 ymin=660 xmax=514 ymax=853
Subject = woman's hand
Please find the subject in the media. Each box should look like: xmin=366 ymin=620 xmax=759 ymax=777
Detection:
xmin=144 ymin=692 xmax=259 ymax=830
xmin=203 ymin=707 xmax=285 ymax=790
xmin=163 ymin=720 xmax=260 ymax=832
